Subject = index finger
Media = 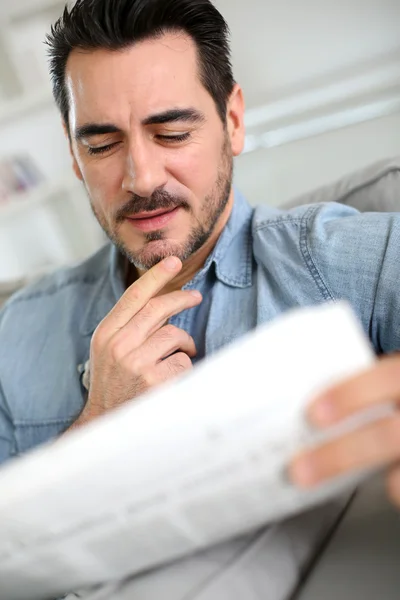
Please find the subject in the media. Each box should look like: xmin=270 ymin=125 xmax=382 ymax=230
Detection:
xmin=106 ymin=256 xmax=182 ymax=332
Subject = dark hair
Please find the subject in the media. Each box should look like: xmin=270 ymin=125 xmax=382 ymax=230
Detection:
xmin=46 ymin=0 xmax=235 ymax=132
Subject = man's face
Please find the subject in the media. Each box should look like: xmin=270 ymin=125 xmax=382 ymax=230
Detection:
xmin=66 ymin=33 xmax=245 ymax=270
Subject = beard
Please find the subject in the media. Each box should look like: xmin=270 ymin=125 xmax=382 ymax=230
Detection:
xmin=90 ymin=135 xmax=233 ymax=271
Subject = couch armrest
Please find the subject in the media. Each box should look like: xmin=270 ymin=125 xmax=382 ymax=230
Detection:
xmin=282 ymin=157 xmax=400 ymax=212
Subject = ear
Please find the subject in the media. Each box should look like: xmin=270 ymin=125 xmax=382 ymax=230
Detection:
xmin=62 ymin=119 xmax=84 ymax=182
xmin=226 ymin=84 xmax=246 ymax=157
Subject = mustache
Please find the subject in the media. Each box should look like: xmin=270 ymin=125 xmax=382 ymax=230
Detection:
xmin=115 ymin=190 xmax=190 ymax=222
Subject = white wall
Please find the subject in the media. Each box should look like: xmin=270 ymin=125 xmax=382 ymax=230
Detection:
xmin=217 ymin=0 xmax=400 ymax=108
xmin=217 ymin=0 xmax=400 ymax=206
xmin=235 ymin=113 xmax=400 ymax=206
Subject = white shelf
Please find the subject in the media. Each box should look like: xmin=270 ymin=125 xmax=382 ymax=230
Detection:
xmin=0 ymin=1 xmax=106 ymax=284
xmin=0 ymin=88 xmax=54 ymax=127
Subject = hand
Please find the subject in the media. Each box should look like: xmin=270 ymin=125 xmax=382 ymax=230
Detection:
xmin=289 ymin=354 xmax=400 ymax=508
xmin=73 ymin=256 xmax=202 ymax=428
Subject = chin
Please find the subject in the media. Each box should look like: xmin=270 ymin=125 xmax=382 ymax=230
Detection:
xmin=130 ymin=238 xmax=186 ymax=270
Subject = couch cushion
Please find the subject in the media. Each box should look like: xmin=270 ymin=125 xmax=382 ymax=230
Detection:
xmin=283 ymin=157 xmax=400 ymax=212
xmin=0 ymin=280 xmax=27 ymax=308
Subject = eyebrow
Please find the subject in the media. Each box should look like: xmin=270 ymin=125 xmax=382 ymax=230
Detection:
xmin=75 ymin=123 xmax=121 ymax=141
xmin=142 ymin=108 xmax=205 ymax=126
xmin=74 ymin=108 xmax=205 ymax=141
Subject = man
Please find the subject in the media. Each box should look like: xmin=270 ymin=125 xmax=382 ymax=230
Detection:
xmin=0 ymin=0 xmax=399 ymax=597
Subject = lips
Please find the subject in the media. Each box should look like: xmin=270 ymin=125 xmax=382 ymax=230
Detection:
xmin=131 ymin=207 xmax=176 ymax=220
xmin=126 ymin=206 xmax=181 ymax=232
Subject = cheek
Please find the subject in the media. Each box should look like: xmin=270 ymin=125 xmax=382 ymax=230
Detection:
xmin=81 ymin=156 xmax=125 ymax=207
xmin=168 ymin=140 xmax=222 ymax=195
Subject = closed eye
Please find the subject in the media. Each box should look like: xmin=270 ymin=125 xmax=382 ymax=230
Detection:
xmin=87 ymin=133 xmax=191 ymax=155
xmin=87 ymin=142 xmax=120 ymax=156
xmin=157 ymin=133 xmax=191 ymax=143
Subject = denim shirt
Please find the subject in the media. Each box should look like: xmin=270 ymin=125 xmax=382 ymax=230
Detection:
xmin=1 ymin=192 xmax=400 ymax=600
xmin=1 ymin=191 xmax=400 ymax=461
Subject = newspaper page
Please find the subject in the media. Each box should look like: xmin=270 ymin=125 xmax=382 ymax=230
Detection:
xmin=0 ymin=302 xmax=391 ymax=600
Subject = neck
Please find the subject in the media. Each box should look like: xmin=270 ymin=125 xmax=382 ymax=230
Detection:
xmin=128 ymin=190 xmax=234 ymax=293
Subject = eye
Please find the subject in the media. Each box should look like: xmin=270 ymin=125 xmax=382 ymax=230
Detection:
xmin=87 ymin=142 xmax=120 ymax=156
xmin=157 ymin=133 xmax=191 ymax=144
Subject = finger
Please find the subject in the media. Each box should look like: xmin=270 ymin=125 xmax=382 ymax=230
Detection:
xmin=289 ymin=414 xmax=400 ymax=488
xmin=126 ymin=326 xmax=197 ymax=374
xmin=110 ymin=291 xmax=202 ymax=354
xmin=150 ymin=325 xmax=197 ymax=360
xmin=133 ymin=291 xmax=202 ymax=341
xmin=147 ymin=352 xmax=193 ymax=387
xmin=105 ymin=256 xmax=183 ymax=334
xmin=387 ymin=464 xmax=400 ymax=508
xmin=308 ymin=354 xmax=400 ymax=428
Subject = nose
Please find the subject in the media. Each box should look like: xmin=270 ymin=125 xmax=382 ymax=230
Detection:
xmin=122 ymin=138 xmax=168 ymax=198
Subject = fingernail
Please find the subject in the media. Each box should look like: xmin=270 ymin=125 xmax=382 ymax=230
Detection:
xmin=189 ymin=290 xmax=202 ymax=300
xmin=164 ymin=256 xmax=181 ymax=271
xmin=311 ymin=398 xmax=336 ymax=426
xmin=291 ymin=456 xmax=318 ymax=488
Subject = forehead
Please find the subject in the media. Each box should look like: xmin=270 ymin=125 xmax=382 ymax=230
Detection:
xmin=66 ymin=32 xmax=211 ymax=126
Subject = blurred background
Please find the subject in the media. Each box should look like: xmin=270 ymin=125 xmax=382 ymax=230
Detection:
xmin=0 ymin=0 xmax=399 ymax=287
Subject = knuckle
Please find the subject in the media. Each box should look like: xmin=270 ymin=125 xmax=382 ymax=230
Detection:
xmin=163 ymin=325 xmax=192 ymax=345
xmin=130 ymin=355 xmax=146 ymax=376
xmin=108 ymin=343 xmax=120 ymax=363
xmin=121 ymin=353 xmax=138 ymax=374
xmin=118 ymin=347 xmax=147 ymax=377
xmin=159 ymin=324 xmax=179 ymax=340
xmin=170 ymin=352 xmax=192 ymax=372
xmin=125 ymin=285 xmax=142 ymax=305
xmin=91 ymin=325 xmax=107 ymax=352
xmin=184 ymin=330 xmax=195 ymax=347
xmin=145 ymin=298 xmax=158 ymax=314
xmin=119 ymin=290 xmax=142 ymax=317
xmin=108 ymin=337 xmax=127 ymax=362
xmin=141 ymin=368 xmax=157 ymax=388
xmin=139 ymin=298 xmax=161 ymax=321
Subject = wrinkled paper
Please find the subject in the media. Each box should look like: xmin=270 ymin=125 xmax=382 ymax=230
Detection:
xmin=0 ymin=302 xmax=391 ymax=600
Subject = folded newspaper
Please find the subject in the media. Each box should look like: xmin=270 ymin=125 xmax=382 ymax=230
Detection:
xmin=0 ymin=302 xmax=392 ymax=600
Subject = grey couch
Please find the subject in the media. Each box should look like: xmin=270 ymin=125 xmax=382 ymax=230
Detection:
xmin=0 ymin=278 xmax=26 ymax=308
xmin=282 ymin=156 xmax=400 ymax=213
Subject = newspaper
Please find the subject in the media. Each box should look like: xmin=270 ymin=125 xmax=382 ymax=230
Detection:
xmin=0 ymin=302 xmax=391 ymax=600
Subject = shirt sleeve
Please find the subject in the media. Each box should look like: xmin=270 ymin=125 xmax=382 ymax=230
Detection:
xmin=0 ymin=309 xmax=18 ymax=465
xmin=306 ymin=203 xmax=400 ymax=354
xmin=0 ymin=380 xmax=17 ymax=465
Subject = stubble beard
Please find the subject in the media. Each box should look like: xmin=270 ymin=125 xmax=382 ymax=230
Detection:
xmin=89 ymin=136 xmax=233 ymax=271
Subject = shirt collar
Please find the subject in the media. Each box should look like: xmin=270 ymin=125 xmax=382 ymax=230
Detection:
xmin=80 ymin=189 xmax=253 ymax=335
xmin=210 ymin=188 xmax=254 ymax=289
